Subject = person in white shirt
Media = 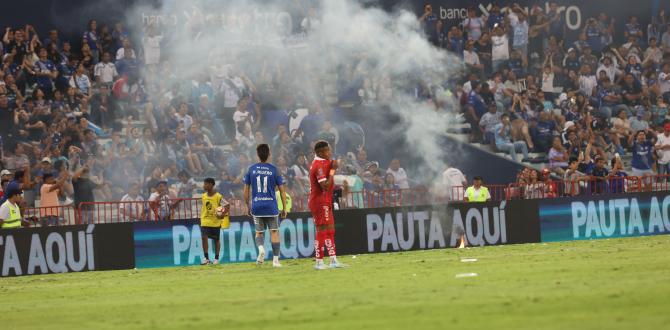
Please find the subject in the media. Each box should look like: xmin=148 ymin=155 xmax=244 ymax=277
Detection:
xmin=93 ymin=52 xmax=118 ymax=87
xmin=596 ymin=57 xmax=622 ymax=84
xmin=175 ymin=102 xmax=193 ymax=131
xmin=655 ymin=123 xmax=670 ymax=176
xmin=148 ymin=181 xmax=175 ymax=220
xmin=662 ymin=25 xmax=670 ymax=55
xmin=441 ymin=165 xmax=467 ymax=201
xmin=142 ymin=25 xmax=163 ymax=65
xmin=115 ymin=39 xmax=136 ymax=60
xmin=643 ymin=38 xmax=663 ymax=69
xmin=233 ymin=96 xmax=253 ymax=141
xmin=491 ymin=25 xmax=510 ymax=73
xmin=463 ymin=41 xmax=483 ymax=73
xmin=119 ymin=182 xmax=145 ymax=221
xmin=578 ymin=64 xmax=597 ymax=97
xmin=659 ymin=63 xmax=670 ymax=97
xmin=386 ymin=159 xmax=410 ymax=189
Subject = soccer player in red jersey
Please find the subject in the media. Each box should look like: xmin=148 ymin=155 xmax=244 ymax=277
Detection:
xmin=309 ymin=141 xmax=345 ymax=269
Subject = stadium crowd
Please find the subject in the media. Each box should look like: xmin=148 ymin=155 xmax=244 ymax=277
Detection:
xmin=0 ymin=12 xmax=412 ymax=220
xmin=421 ymin=2 xmax=670 ymax=192
xmin=2 ymin=2 xmax=670 ymax=225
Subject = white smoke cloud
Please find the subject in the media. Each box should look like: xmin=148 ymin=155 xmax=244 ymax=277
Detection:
xmin=129 ymin=0 xmax=463 ymax=179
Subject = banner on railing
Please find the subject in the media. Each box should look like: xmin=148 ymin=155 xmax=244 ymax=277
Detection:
xmin=133 ymin=202 xmax=541 ymax=268
xmin=539 ymin=191 xmax=670 ymax=242
xmin=0 ymin=224 xmax=134 ymax=277
xmin=133 ymin=215 xmax=316 ymax=268
xmin=341 ymin=201 xmax=540 ymax=254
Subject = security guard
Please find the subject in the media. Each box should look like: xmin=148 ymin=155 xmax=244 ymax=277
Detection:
xmin=276 ymin=190 xmax=292 ymax=214
xmin=0 ymin=188 xmax=25 ymax=229
xmin=464 ymin=176 xmax=491 ymax=202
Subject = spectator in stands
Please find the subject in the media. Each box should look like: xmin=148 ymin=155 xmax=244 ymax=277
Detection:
xmin=494 ymin=113 xmax=529 ymax=162
xmin=386 ymin=159 xmax=409 ymax=189
xmin=548 ymin=137 xmax=569 ymax=176
xmin=39 ymin=172 xmax=66 ymax=226
xmin=510 ymin=4 xmax=529 ymax=65
xmin=94 ymin=52 xmax=117 ymax=87
xmin=464 ymin=176 xmax=490 ymax=202
xmin=32 ymin=47 xmax=58 ymax=98
xmin=174 ymin=170 xmax=196 ymax=198
xmin=479 ymin=103 xmax=502 ymax=144
xmin=142 ymin=24 xmax=163 ymax=66
xmin=462 ymin=7 xmax=485 ymax=41
xmin=72 ymin=159 xmax=100 ymax=224
xmin=631 ymin=130 xmax=656 ymax=190
xmin=149 ymin=181 xmax=175 ymax=221
xmin=439 ymin=165 xmax=467 ymax=201
xmin=591 ymin=156 xmax=609 ymax=194
xmin=70 ymin=63 xmax=92 ymax=98
xmin=608 ymin=155 xmax=628 ymax=193
xmin=83 ymin=20 xmax=100 ymax=64
xmin=654 ymin=123 xmax=670 ymax=176
xmin=90 ymin=84 xmax=116 ymax=130
xmin=463 ymin=41 xmax=483 ymax=76
xmin=490 ymin=24 xmax=509 ymax=74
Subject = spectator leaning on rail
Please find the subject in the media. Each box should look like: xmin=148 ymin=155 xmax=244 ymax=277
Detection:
xmin=464 ymin=176 xmax=491 ymax=202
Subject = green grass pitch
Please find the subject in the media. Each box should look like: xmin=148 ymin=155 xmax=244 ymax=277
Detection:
xmin=2 ymin=235 xmax=669 ymax=329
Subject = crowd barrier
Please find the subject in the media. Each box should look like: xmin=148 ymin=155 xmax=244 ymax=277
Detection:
xmin=446 ymin=175 xmax=670 ymax=202
xmin=14 ymin=176 xmax=670 ymax=227
xmin=4 ymin=186 xmax=670 ymax=277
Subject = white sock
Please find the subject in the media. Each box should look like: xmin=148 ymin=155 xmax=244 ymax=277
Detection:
xmin=316 ymin=259 xmax=324 ymax=265
xmin=258 ymin=245 xmax=265 ymax=255
xmin=273 ymin=256 xmax=279 ymax=263
xmin=330 ymin=256 xmax=338 ymax=263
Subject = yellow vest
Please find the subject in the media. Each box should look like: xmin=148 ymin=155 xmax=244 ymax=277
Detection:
xmin=201 ymin=192 xmax=224 ymax=228
xmin=276 ymin=191 xmax=292 ymax=213
xmin=1 ymin=201 xmax=22 ymax=229
xmin=465 ymin=186 xmax=490 ymax=202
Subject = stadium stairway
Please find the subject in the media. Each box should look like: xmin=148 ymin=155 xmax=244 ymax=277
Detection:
xmin=444 ymin=117 xmax=634 ymax=182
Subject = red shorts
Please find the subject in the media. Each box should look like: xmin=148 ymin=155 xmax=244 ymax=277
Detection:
xmin=310 ymin=203 xmax=334 ymax=226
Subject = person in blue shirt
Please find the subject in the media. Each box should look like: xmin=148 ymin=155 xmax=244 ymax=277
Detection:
xmin=83 ymin=20 xmax=100 ymax=65
xmin=31 ymin=48 xmax=58 ymax=98
xmin=467 ymin=81 xmax=487 ymax=118
xmin=630 ymin=130 xmax=656 ymax=190
xmin=243 ymin=144 xmax=288 ymax=267
xmin=608 ymin=156 xmax=628 ymax=194
xmin=583 ymin=18 xmax=602 ymax=53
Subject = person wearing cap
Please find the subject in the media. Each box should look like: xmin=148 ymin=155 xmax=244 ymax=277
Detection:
xmin=39 ymin=172 xmax=68 ymax=226
xmin=629 ymin=109 xmax=650 ymax=132
xmin=0 ymin=187 xmax=27 ymax=229
xmin=464 ymin=176 xmax=491 ymax=202
xmin=654 ymin=123 xmax=670 ymax=177
xmin=0 ymin=169 xmax=30 ymax=205
xmin=0 ymin=169 xmax=12 ymax=181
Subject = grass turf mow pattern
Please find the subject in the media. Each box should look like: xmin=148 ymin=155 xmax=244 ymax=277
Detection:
xmin=1 ymin=235 xmax=669 ymax=329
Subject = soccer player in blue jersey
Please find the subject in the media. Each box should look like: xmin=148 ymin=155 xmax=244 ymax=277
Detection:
xmin=243 ymin=144 xmax=288 ymax=267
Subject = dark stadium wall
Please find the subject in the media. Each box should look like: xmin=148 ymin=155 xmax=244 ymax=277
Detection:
xmin=380 ymin=0 xmax=661 ymax=44
xmin=0 ymin=224 xmax=135 ymax=277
